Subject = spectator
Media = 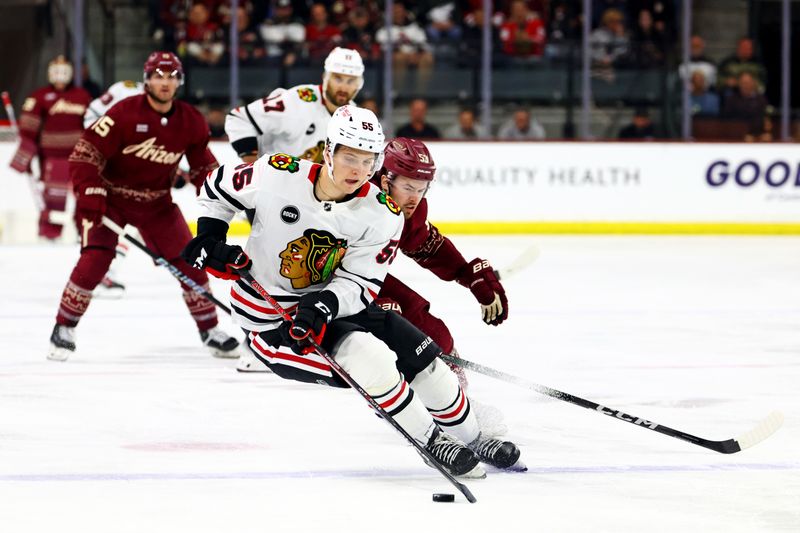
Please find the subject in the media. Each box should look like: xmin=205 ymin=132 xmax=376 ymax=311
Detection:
xmin=341 ymin=6 xmax=381 ymax=63
xmin=722 ymin=71 xmax=769 ymax=140
xmin=498 ymin=0 xmax=546 ymax=59
xmin=444 ymin=108 xmax=488 ymax=139
xmin=260 ymin=0 xmax=306 ymax=67
xmin=305 ymin=3 xmax=342 ymax=64
xmin=227 ymin=6 xmax=267 ymax=65
xmin=590 ymin=8 xmax=631 ymax=68
xmin=206 ymin=106 xmax=227 ymax=138
xmin=396 ymin=98 xmax=441 ymax=139
xmin=497 ymin=108 xmax=546 ymax=140
xmin=460 ymin=8 xmax=504 ymax=67
xmin=375 ymin=2 xmax=434 ymax=88
xmin=689 ymin=70 xmax=719 ymax=116
xmin=80 ymin=62 xmax=103 ymax=99
xmin=181 ymin=2 xmax=225 ymax=66
xmin=628 ymin=0 xmax=677 ymax=42
xmin=546 ymin=0 xmax=581 ymax=61
xmin=679 ymin=35 xmax=717 ymax=88
xmin=718 ymin=37 xmax=767 ymax=92
xmin=630 ymin=9 xmax=667 ymax=67
xmin=618 ymin=107 xmax=655 ymax=139
xmin=359 ymin=97 xmax=381 ymax=119
xmin=425 ymin=1 xmax=462 ymax=44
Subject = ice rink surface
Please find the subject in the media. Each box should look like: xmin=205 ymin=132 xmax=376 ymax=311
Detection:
xmin=1 ymin=235 xmax=798 ymax=532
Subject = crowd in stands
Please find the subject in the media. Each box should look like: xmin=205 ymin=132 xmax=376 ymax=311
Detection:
xmin=145 ymin=0 xmax=774 ymax=141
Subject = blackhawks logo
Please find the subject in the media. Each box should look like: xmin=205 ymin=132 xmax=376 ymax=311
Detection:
xmin=376 ymin=192 xmax=401 ymax=215
xmin=297 ymin=87 xmax=317 ymax=102
xmin=299 ymin=140 xmax=326 ymax=163
xmin=279 ymin=229 xmax=348 ymax=289
xmin=268 ymin=153 xmax=300 ymax=173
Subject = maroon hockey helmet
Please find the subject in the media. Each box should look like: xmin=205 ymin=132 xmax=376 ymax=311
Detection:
xmin=381 ymin=137 xmax=436 ymax=182
xmin=143 ymin=51 xmax=184 ymax=85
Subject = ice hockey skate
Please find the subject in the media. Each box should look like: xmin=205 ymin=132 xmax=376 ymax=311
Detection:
xmin=48 ymin=324 xmax=75 ymax=362
xmin=236 ymin=349 xmax=273 ymax=373
xmin=424 ymin=426 xmax=485 ymax=478
xmin=200 ymin=327 xmax=240 ymax=358
xmin=93 ymin=275 xmax=125 ymax=299
xmin=468 ymin=432 xmax=526 ymax=472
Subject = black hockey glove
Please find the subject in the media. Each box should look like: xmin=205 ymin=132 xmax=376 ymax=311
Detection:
xmin=182 ymin=217 xmax=252 ymax=280
xmin=279 ymin=291 xmax=339 ymax=355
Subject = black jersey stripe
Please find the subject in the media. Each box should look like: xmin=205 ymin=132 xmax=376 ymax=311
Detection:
xmin=212 ymin=166 xmax=246 ymax=211
xmin=234 ymin=280 xmax=300 ymax=303
xmin=231 ymin=303 xmax=283 ymax=325
xmin=339 ymin=265 xmax=383 ymax=288
xmin=203 ymin=178 xmax=218 ymax=200
xmin=243 ymin=105 xmax=263 ymax=135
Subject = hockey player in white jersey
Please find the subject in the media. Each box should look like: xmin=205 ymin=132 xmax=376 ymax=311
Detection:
xmin=182 ymin=105 xmax=524 ymax=477
xmin=225 ymin=46 xmax=365 ymax=165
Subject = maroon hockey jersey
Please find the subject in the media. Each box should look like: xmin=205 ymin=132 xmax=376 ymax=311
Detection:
xmin=10 ymin=84 xmax=91 ymax=172
xmin=69 ymin=94 xmax=217 ymax=201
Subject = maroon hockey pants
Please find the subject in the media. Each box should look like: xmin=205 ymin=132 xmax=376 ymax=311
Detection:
xmin=38 ymin=158 xmax=70 ymax=240
xmin=379 ymin=274 xmax=455 ymax=354
xmin=56 ymin=198 xmax=218 ymax=331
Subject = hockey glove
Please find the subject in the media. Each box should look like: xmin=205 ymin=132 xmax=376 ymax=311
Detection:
xmin=182 ymin=218 xmax=252 ymax=280
xmin=75 ymin=185 xmax=108 ymax=225
xmin=456 ymin=258 xmax=509 ymax=326
xmin=279 ymin=290 xmax=339 ymax=355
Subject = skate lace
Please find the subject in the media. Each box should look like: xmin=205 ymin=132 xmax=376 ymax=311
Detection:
xmin=474 ymin=437 xmax=504 ymax=459
xmin=428 ymin=432 xmax=465 ymax=465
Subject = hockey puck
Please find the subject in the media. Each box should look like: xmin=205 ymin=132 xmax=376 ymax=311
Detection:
xmin=432 ymin=493 xmax=455 ymax=503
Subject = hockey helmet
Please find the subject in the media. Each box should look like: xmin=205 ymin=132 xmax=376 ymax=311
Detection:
xmin=143 ymin=51 xmax=184 ymax=86
xmin=47 ymin=56 xmax=73 ymax=86
xmin=325 ymin=105 xmax=385 ymax=180
xmin=382 ymin=137 xmax=436 ymax=182
xmin=323 ymin=47 xmax=364 ymax=92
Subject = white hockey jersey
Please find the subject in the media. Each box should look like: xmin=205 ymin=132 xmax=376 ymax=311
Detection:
xmin=197 ymin=153 xmax=404 ymax=332
xmin=83 ymin=80 xmax=143 ymax=128
xmin=224 ymin=84 xmax=335 ymax=163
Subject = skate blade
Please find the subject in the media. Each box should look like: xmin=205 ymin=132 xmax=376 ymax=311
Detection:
xmin=487 ymin=460 xmax=528 ymax=473
xmin=236 ymin=364 xmax=273 ymax=373
xmin=47 ymin=347 xmax=71 ymax=362
xmin=458 ymin=464 xmax=487 ymax=479
xmin=211 ymin=349 xmax=241 ymax=359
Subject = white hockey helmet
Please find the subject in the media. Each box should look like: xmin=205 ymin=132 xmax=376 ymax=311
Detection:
xmin=323 ymin=47 xmax=365 ymax=92
xmin=325 ymin=105 xmax=385 ymax=180
xmin=48 ymin=56 xmax=73 ymax=86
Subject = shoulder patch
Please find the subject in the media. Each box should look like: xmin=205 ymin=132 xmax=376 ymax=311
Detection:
xmin=296 ymin=87 xmax=318 ymax=103
xmin=122 ymin=80 xmax=138 ymax=88
xmin=268 ymin=153 xmax=301 ymax=173
xmin=376 ymin=192 xmax=402 ymax=215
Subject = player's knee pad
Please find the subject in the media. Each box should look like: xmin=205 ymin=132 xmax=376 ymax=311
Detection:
xmin=334 ymin=331 xmax=400 ymax=395
xmin=72 ymin=246 xmax=116 ymax=288
xmin=410 ymin=358 xmax=461 ymax=410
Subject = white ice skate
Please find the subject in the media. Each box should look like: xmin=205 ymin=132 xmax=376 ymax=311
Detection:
xmin=236 ymin=350 xmax=273 ymax=373
xmin=48 ymin=324 xmax=76 ymax=362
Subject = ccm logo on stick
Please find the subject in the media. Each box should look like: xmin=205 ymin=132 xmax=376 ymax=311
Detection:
xmin=596 ymin=405 xmax=659 ymax=429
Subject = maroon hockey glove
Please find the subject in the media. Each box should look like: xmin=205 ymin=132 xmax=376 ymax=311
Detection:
xmin=182 ymin=235 xmax=252 ymax=280
xmin=373 ymin=297 xmax=403 ymax=313
xmin=75 ymin=185 xmax=108 ymax=225
xmin=279 ymin=291 xmax=339 ymax=355
xmin=456 ymin=258 xmax=509 ymax=326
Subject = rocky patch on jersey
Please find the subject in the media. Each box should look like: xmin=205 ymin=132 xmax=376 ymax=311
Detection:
xmin=297 ymin=87 xmax=318 ymax=102
xmin=279 ymin=229 xmax=348 ymax=289
xmin=268 ymin=153 xmax=300 ymax=173
xmin=300 ymin=141 xmax=325 ymax=163
xmin=376 ymin=191 xmax=402 ymax=215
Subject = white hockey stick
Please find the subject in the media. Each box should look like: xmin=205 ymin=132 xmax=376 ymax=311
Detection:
xmin=496 ymin=244 xmax=540 ymax=281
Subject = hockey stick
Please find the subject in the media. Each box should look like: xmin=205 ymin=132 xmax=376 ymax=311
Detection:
xmin=2 ymin=90 xmax=45 ymax=211
xmin=240 ymin=271 xmax=477 ymax=503
xmin=101 ymin=216 xmax=233 ymax=315
xmin=496 ymin=244 xmax=540 ymax=281
xmin=441 ymin=354 xmax=783 ymax=454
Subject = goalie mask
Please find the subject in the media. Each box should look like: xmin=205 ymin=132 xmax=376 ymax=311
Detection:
xmin=324 ymin=105 xmax=385 ymax=182
xmin=47 ymin=56 xmax=73 ymax=86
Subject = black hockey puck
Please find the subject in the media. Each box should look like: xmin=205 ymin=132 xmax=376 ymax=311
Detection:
xmin=432 ymin=493 xmax=455 ymax=502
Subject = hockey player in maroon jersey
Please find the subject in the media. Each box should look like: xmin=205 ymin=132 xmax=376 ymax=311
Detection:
xmin=8 ymin=56 xmax=91 ymax=240
xmin=47 ymin=51 xmax=240 ymax=361
xmin=372 ymin=138 xmax=509 ymax=391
